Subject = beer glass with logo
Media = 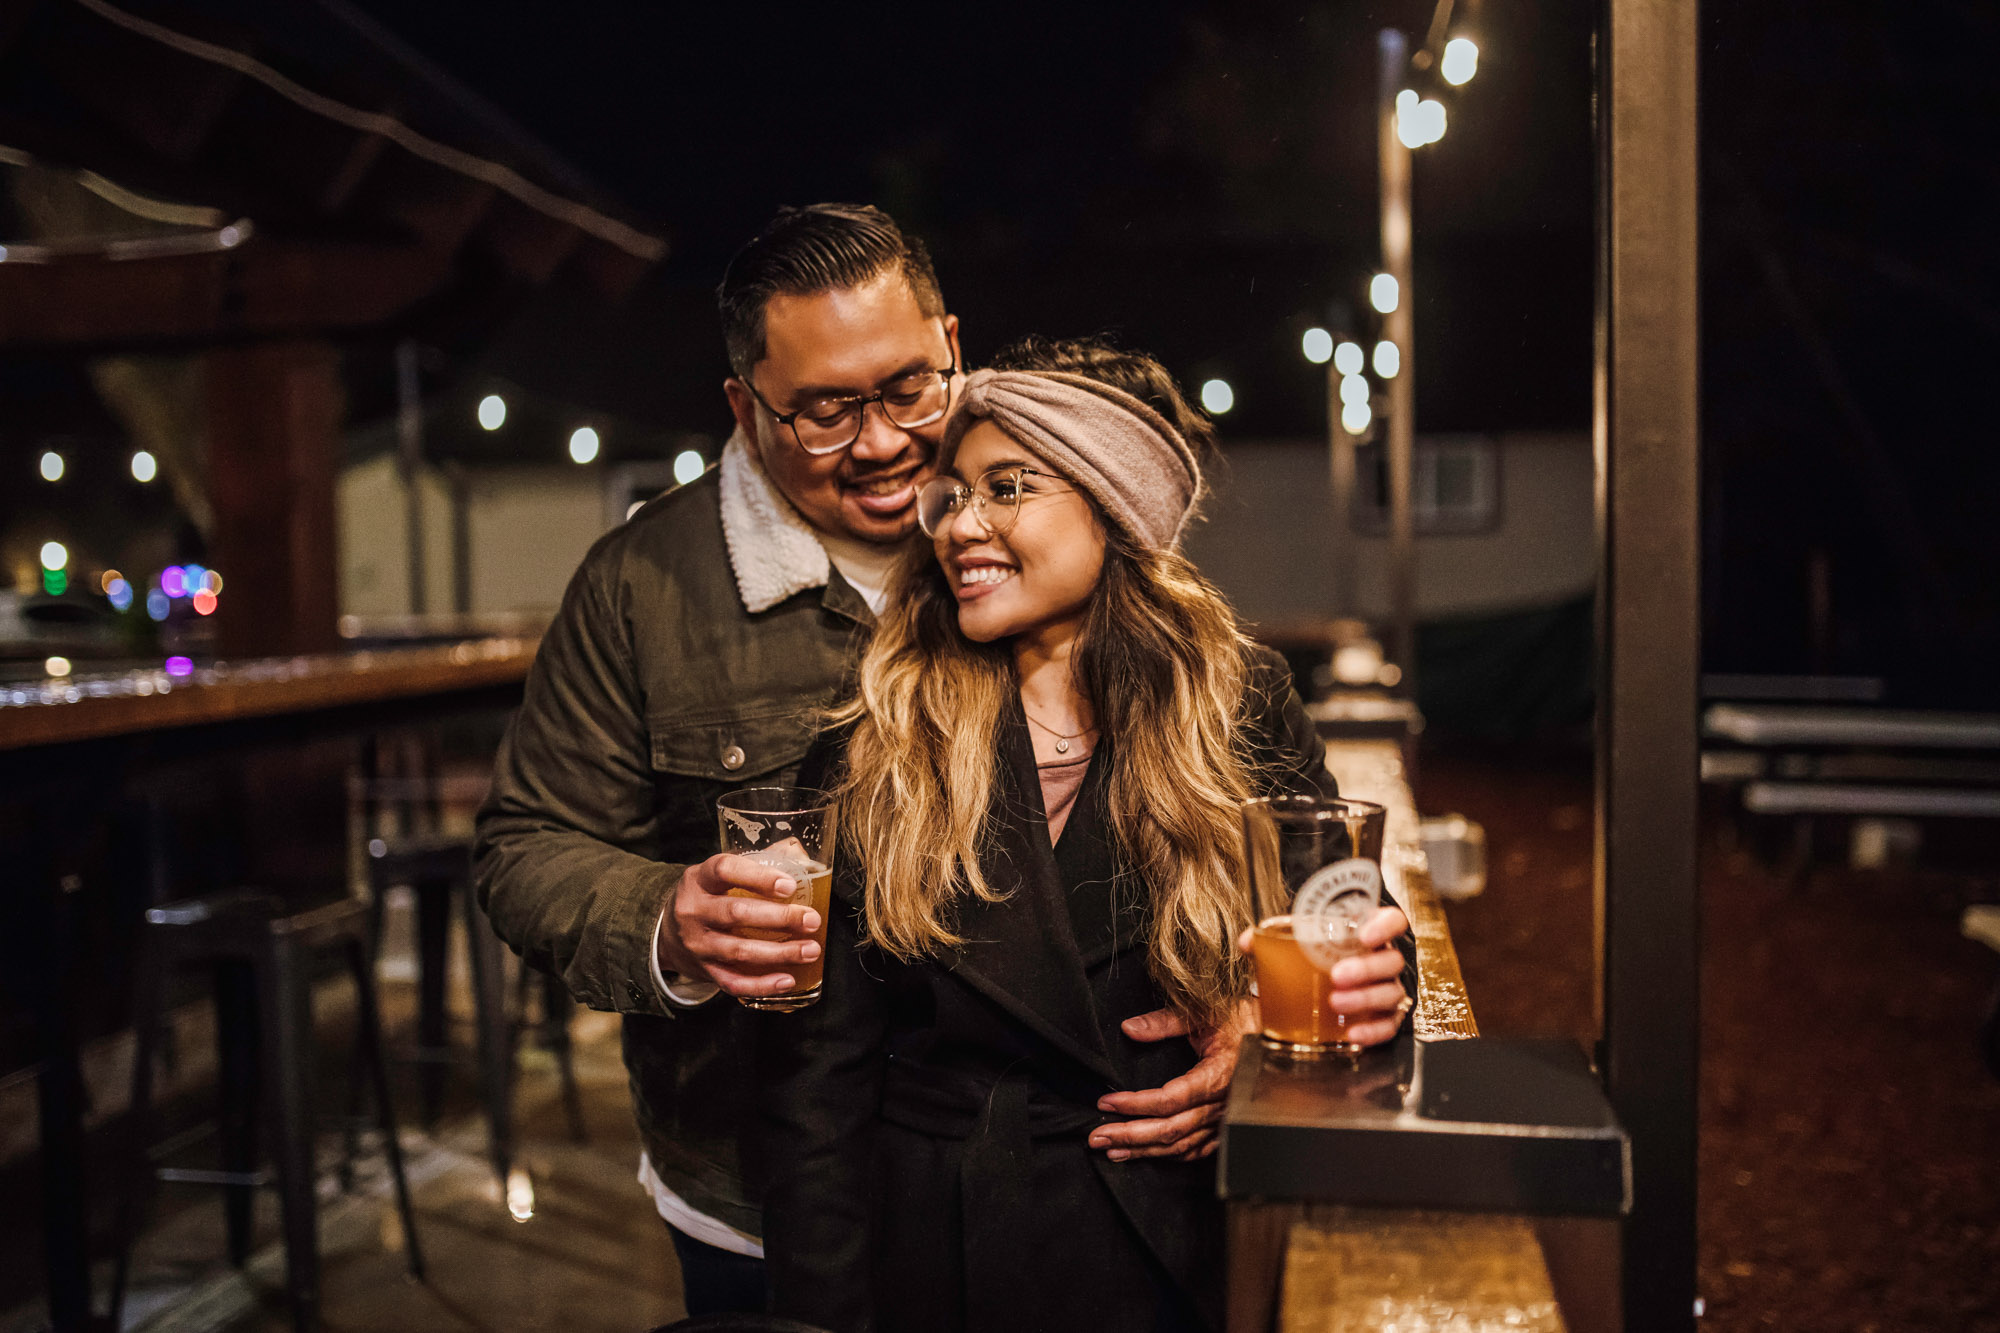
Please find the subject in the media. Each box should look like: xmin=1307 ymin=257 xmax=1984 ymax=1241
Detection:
xmin=715 ymin=787 xmax=836 ymax=1012
xmin=1242 ymin=795 xmax=1388 ymax=1059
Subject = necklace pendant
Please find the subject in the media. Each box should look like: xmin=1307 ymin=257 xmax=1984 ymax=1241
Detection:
xmin=1055 ymin=738 xmax=1070 ymax=754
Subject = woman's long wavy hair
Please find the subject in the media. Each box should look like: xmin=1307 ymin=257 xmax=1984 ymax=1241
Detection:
xmin=831 ymin=470 xmax=1264 ymax=1028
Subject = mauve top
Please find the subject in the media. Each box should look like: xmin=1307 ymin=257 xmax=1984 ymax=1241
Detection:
xmin=1037 ymin=747 xmax=1096 ymax=844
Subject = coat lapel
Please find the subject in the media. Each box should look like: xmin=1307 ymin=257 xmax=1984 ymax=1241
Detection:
xmin=943 ymin=704 xmax=1120 ymax=1086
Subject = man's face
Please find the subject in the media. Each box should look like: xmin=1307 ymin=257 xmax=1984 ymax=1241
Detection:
xmin=725 ymin=271 xmax=960 ymax=545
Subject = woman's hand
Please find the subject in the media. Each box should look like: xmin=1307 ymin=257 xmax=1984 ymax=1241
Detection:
xmin=1234 ymin=904 xmax=1415 ymax=1051
xmin=1091 ymin=1000 xmax=1258 ymax=1162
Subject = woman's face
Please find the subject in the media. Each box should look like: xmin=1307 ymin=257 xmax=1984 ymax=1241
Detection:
xmin=935 ymin=421 xmax=1106 ymax=646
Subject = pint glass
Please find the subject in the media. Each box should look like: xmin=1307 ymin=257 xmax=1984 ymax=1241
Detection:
xmin=715 ymin=787 xmax=836 ymax=1012
xmin=1241 ymin=796 xmax=1388 ymax=1058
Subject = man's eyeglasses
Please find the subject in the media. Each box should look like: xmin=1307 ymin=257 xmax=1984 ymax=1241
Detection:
xmin=916 ymin=466 xmax=1074 ymax=539
xmin=740 ymin=357 xmax=959 ymax=457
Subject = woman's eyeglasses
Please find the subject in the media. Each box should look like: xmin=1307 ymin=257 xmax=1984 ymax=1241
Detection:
xmin=740 ymin=361 xmax=959 ymax=456
xmin=916 ymin=466 xmax=1074 ymax=538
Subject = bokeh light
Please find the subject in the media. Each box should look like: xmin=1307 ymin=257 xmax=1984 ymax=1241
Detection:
xmin=131 ymin=450 xmax=158 ymax=483
xmin=1334 ymin=342 xmax=1365 ymax=377
xmin=1374 ymin=340 xmax=1402 ymax=379
xmin=673 ymin=450 xmax=705 ymax=485
xmin=146 ymin=590 xmax=171 ymax=622
xmin=160 ymin=566 xmax=188 ymax=598
xmin=39 ymin=541 xmax=67 ymax=571
xmin=1200 ymin=379 xmax=1235 ymax=414
xmin=1370 ymin=274 xmax=1400 ymax=314
xmin=1341 ymin=400 xmax=1373 ymax=435
xmin=45 ymin=656 xmax=71 ymax=678
xmin=1301 ymin=328 xmax=1334 ymax=364
xmin=568 ymin=426 xmax=601 ymax=465
xmin=165 ymin=656 xmax=194 ymax=677
xmin=42 ymin=569 xmax=66 ymax=596
xmin=100 ymin=570 xmax=122 ymax=595
xmin=478 ymin=394 xmax=507 ymax=431
xmin=39 ymin=451 xmax=63 ymax=482
xmin=192 ymin=589 xmax=218 ymax=616
xmin=1340 ymin=374 xmax=1372 ymax=406
xmin=1441 ymin=37 xmax=1480 ymax=86
xmin=202 ymin=569 xmax=223 ymax=595
xmin=107 ymin=578 xmax=134 ymax=612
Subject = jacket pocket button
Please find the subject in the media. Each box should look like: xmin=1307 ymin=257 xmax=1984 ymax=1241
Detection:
xmin=720 ymin=745 xmax=746 ymax=771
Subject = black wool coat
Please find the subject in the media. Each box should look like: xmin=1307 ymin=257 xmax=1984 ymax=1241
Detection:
xmin=753 ymin=647 xmax=1366 ymax=1333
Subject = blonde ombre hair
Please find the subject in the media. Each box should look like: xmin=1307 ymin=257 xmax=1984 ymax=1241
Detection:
xmin=831 ymin=523 xmax=1265 ymax=1027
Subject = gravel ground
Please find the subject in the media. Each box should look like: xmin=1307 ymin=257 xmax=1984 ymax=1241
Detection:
xmin=1416 ymin=748 xmax=2000 ymax=1333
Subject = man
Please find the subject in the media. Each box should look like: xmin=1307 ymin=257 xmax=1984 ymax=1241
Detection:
xmin=473 ymin=205 xmax=1249 ymax=1315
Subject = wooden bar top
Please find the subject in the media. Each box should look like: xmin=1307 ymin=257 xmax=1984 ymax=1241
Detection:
xmin=0 ymin=637 xmax=535 ymax=752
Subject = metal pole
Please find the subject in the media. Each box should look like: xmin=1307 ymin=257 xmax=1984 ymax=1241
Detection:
xmin=1596 ymin=0 xmax=1701 ymax=1328
xmin=1327 ymin=357 xmax=1357 ymax=620
xmin=1378 ymin=29 xmax=1418 ymax=697
xmin=395 ymin=338 xmax=428 ymax=617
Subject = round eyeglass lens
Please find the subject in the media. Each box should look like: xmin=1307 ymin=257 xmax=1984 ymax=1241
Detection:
xmin=916 ymin=477 xmax=966 ymax=537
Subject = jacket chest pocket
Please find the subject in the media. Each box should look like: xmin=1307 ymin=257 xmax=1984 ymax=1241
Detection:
xmin=648 ymin=706 xmax=818 ymax=785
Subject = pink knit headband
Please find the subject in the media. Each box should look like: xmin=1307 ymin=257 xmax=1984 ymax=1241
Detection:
xmin=942 ymin=369 xmax=1203 ymax=550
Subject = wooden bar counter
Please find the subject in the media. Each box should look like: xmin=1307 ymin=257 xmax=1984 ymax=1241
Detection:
xmin=0 ymin=639 xmax=534 ymax=1330
xmin=0 ymin=637 xmax=536 ymax=753
xmin=1221 ymin=736 xmax=1626 ymax=1333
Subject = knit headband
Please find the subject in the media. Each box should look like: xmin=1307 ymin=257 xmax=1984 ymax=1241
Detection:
xmin=942 ymin=369 xmax=1203 ymax=550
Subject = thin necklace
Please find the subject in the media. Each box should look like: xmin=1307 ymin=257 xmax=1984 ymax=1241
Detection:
xmin=1023 ymin=707 xmax=1095 ymax=755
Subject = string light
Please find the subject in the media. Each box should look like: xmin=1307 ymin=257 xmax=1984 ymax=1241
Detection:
xmin=39 ymin=451 xmax=63 ymax=482
xmin=1200 ymin=379 xmax=1235 ymax=414
xmin=478 ymin=394 xmax=507 ymax=431
xmin=1340 ymin=374 xmax=1372 ymax=407
xmin=1441 ymin=37 xmax=1479 ymax=86
xmin=568 ymin=426 xmax=600 ymax=464
xmin=131 ymin=450 xmax=158 ymax=482
xmin=39 ymin=541 xmax=67 ymax=571
xmin=673 ymin=450 xmax=704 ymax=485
xmin=1370 ymin=274 xmax=1400 ymax=314
xmin=1342 ymin=400 xmax=1373 ymax=434
xmin=1374 ymin=340 xmax=1402 ymax=379
xmin=1334 ymin=342 xmax=1366 ymax=377
xmin=1301 ymin=328 xmax=1334 ymax=364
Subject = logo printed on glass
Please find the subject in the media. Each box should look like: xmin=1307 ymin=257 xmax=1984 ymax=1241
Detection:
xmin=1290 ymin=858 xmax=1382 ymax=970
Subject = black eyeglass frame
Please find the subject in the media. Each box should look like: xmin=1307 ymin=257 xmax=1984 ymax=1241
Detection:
xmin=738 ymin=351 xmax=960 ymax=457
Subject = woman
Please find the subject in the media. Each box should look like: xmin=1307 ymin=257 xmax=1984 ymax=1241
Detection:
xmin=757 ymin=343 xmax=1413 ymax=1333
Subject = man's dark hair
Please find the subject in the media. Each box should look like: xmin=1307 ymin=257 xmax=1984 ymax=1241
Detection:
xmin=717 ymin=204 xmax=945 ymax=376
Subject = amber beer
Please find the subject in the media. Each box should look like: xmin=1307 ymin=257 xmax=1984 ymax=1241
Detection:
xmin=729 ymin=853 xmax=832 ymax=1010
xmin=1251 ymin=914 xmax=1369 ymax=1057
xmin=715 ymin=786 xmax=837 ymax=1012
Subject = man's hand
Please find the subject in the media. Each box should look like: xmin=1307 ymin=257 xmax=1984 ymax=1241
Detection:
xmin=657 ymin=853 xmax=821 ymax=999
xmin=1090 ymin=1000 xmax=1257 ymax=1163
xmin=1236 ymin=904 xmax=1414 ymax=1050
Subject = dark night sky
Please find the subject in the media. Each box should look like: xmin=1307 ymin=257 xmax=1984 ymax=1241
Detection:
xmin=343 ymin=0 xmax=1598 ymax=441
xmin=341 ymin=0 xmax=1997 ymax=702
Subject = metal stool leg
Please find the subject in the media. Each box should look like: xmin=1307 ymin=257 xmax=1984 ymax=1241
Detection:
xmin=260 ymin=940 xmax=321 ymax=1333
xmin=345 ymin=936 xmax=425 ymax=1279
xmin=414 ymin=876 xmax=452 ymax=1126
xmin=214 ymin=958 xmax=261 ymax=1267
xmin=461 ymin=882 xmax=514 ymax=1187
xmin=109 ymin=944 xmax=168 ymax=1329
xmin=542 ymin=973 xmax=588 ymax=1144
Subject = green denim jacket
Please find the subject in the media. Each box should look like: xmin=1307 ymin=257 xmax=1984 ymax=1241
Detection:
xmin=473 ymin=467 xmax=872 ymax=1237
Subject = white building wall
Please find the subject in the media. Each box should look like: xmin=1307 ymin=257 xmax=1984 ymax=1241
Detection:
xmin=1183 ymin=432 xmax=1594 ymax=628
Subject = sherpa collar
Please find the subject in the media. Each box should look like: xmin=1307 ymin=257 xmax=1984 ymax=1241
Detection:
xmin=718 ymin=427 xmax=832 ymax=614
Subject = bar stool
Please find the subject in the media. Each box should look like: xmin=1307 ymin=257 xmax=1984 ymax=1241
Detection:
xmin=365 ymin=832 xmax=585 ymax=1189
xmin=111 ymin=891 xmax=424 ymax=1333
